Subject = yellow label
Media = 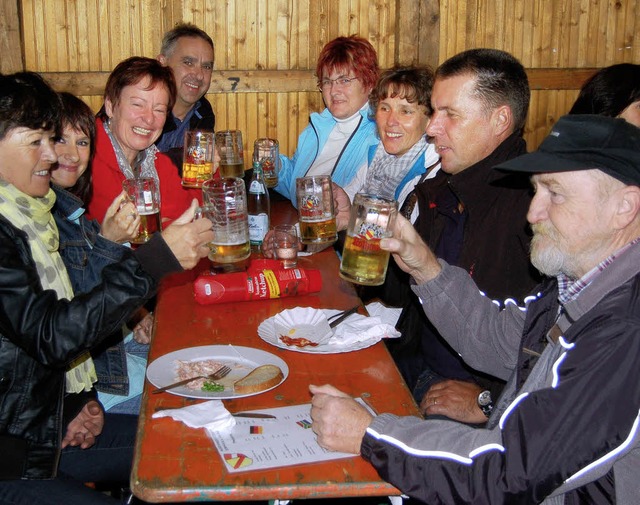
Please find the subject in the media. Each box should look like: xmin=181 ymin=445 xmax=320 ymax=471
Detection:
xmin=263 ymin=269 xmax=281 ymax=298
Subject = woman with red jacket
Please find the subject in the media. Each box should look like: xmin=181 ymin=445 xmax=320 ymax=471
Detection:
xmin=87 ymin=56 xmax=201 ymax=225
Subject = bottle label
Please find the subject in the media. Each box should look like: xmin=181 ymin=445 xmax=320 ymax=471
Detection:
xmin=249 ymin=180 xmax=266 ymax=194
xmin=248 ymin=213 xmax=269 ymax=243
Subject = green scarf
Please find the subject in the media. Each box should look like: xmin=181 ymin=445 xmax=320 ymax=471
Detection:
xmin=0 ymin=179 xmax=96 ymax=393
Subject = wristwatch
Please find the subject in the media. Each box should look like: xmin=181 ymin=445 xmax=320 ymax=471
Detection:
xmin=477 ymin=390 xmax=494 ymax=418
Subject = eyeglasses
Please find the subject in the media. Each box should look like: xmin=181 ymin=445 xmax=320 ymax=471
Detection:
xmin=317 ymin=76 xmax=359 ymax=91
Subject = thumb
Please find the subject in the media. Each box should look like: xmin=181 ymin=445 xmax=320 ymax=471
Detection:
xmin=173 ymin=199 xmax=199 ymax=225
xmin=87 ymin=400 xmax=102 ymax=415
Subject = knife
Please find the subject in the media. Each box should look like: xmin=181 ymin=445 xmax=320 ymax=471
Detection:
xmin=233 ymin=412 xmax=277 ymax=419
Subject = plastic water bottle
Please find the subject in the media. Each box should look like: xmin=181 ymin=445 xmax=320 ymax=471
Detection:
xmin=247 ymin=161 xmax=270 ymax=252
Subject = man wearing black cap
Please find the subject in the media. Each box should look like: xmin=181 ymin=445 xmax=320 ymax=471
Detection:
xmin=310 ymin=114 xmax=640 ymax=504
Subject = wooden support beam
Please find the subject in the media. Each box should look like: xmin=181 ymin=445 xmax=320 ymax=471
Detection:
xmin=0 ymin=0 xmax=23 ymax=73
xmin=42 ymin=67 xmax=599 ymax=97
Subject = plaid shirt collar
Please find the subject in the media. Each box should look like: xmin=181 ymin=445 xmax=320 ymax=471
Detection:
xmin=557 ymin=237 xmax=640 ymax=304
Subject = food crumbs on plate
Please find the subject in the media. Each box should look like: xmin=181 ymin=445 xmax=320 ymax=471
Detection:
xmin=288 ymin=328 xmax=296 ymax=335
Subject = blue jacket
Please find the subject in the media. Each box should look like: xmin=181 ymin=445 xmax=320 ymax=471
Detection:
xmin=275 ymin=107 xmax=378 ymax=203
xmin=52 ymin=185 xmax=130 ymax=395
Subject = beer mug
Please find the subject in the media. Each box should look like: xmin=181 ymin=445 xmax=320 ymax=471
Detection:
xmin=122 ymin=178 xmax=161 ymax=244
xmin=215 ymin=130 xmax=245 ymax=178
xmin=295 ymin=175 xmax=337 ymax=245
xmin=339 ymin=194 xmax=397 ymax=286
xmin=253 ymin=138 xmax=280 ymax=188
xmin=182 ymin=130 xmax=215 ymax=187
xmin=201 ymin=177 xmax=251 ymax=264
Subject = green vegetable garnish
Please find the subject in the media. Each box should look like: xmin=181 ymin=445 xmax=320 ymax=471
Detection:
xmin=201 ymin=381 xmax=225 ymax=392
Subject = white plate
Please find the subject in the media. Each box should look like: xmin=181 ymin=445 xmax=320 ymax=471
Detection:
xmin=146 ymin=345 xmax=289 ymax=399
xmin=258 ymin=310 xmax=378 ymax=354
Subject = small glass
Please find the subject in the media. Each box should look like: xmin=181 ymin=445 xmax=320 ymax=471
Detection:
xmin=182 ymin=130 xmax=215 ymax=187
xmin=122 ymin=178 xmax=161 ymax=244
xmin=339 ymin=193 xmax=397 ymax=286
xmin=273 ymin=224 xmax=299 ymax=269
xmin=201 ymin=177 xmax=251 ymax=264
xmin=295 ymin=175 xmax=337 ymax=245
xmin=215 ymin=130 xmax=245 ymax=178
xmin=253 ymin=138 xmax=280 ymax=188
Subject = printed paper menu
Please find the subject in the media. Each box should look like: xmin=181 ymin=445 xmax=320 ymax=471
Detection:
xmin=207 ymin=402 xmax=361 ymax=473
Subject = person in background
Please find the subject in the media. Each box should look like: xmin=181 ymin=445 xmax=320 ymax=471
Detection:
xmin=0 ymin=71 xmax=213 ymax=504
xmin=274 ymin=35 xmax=380 ymax=203
xmin=87 ymin=56 xmax=199 ymax=225
xmin=156 ymin=22 xmax=216 ymax=172
xmin=310 ymin=114 xmax=640 ymax=505
xmin=569 ymin=63 xmax=640 ymax=127
xmin=343 ymin=65 xmax=439 ymax=205
xmin=380 ymin=49 xmax=540 ymax=425
xmin=51 ymin=92 xmax=152 ymax=416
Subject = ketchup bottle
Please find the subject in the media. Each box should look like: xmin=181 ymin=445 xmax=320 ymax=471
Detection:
xmin=193 ymin=260 xmax=322 ymax=304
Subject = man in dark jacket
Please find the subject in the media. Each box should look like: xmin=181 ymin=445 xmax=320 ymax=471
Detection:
xmin=311 ymin=114 xmax=640 ymax=504
xmin=380 ymin=49 xmax=540 ymax=424
xmin=157 ymin=23 xmax=216 ymax=173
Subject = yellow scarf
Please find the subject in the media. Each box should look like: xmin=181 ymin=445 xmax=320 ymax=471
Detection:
xmin=0 ymin=179 xmax=96 ymax=393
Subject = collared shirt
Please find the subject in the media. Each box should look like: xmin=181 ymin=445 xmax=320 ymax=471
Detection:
xmin=557 ymin=237 xmax=640 ymax=304
xmin=155 ymin=101 xmax=201 ymax=152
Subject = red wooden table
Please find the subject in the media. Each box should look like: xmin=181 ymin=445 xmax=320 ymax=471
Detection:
xmin=131 ymin=202 xmax=420 ymax=502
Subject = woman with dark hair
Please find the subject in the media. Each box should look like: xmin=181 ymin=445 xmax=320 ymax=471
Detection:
xmin=274 ymin=35 xmax=381 ymax=202
xmin=569 ymin=63 xmax=640 ymax=127
xmin=87 ymin=56 xmax=199 ymax=225
xmin=0 ymin=71 xmax=213 ymax=503
xmin=344 ymin=66 xmax=439 ymax=209
xmin=51 ymin=92 xmax=152 ymax=416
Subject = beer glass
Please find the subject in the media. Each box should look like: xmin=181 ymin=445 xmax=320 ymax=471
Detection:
xmin=201 ymin=177 xmax=251 ymax=263
xmin=339 ymin=193 xmax=397 ymax=286
xmin=295 ymin=175 xmax=337 ymax=245
xmin=182 ymin=130 xmax=215 ymax=187
xmin=122 ymin=178 xmax=161 ymax=244
xmin=273 ymin=224 xmax=299 ymax=269
xmin=253 ymin=138 xmax=280 ymax=188
xmin=215 ymin=130 xmax=245 ymax=178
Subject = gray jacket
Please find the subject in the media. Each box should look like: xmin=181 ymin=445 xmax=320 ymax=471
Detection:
xmin=361 ymin=242 xmax=640 ymax=504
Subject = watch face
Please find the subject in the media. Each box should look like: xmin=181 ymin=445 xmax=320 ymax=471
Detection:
xmin=478 ymin=390 xmax=492 ymax=406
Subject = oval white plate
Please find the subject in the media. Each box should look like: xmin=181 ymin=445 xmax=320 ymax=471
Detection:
xmin=146 ymin=345 xmax=288 ymax=399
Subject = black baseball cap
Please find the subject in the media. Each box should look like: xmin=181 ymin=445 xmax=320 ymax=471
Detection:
xmin=495 ymin=114 xmax=640 ymax=186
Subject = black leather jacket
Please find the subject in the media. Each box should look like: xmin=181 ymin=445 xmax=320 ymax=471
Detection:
xmin=0 ymin=214 xmax=181 ymax=479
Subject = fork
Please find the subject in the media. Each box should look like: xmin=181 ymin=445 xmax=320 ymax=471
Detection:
xmin=328 ymin=305 xmax=360 ymax=328
xmin=152 ymin=365 xmax=232 ymax=394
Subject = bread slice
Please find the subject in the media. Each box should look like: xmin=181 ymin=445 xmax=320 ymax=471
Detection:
xmin=234 ymin=364 xmax=284 ymax=394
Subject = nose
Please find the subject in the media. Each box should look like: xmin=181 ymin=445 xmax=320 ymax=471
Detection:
xmin=56 ymin=142 xmax=79 ymax=163
xmin=386 ymin=109 xmax=399 ymax=126
xmin=527 ymin=190 xmax=548 ymax=225
xmin=426 ymin=111 xmax=443 ymax=137
xmin=42 ymin=141 xmax=57 ymax=164
xmin=140 ymin=106 xmax=154 ymax=125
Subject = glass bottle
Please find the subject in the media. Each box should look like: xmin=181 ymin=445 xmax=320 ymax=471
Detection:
xmin=247 ymin=161 xmax=270 ymax=252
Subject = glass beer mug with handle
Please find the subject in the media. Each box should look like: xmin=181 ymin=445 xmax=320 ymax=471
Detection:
xmin=339 ymin=193 xmax=397 ymax=286
xmin=215 ymin=130 xmax=245 ymax=178
xmin=201 ymin=177 xmax=251 ymax=264
xmin=122 ymin=177 xmax=161 ymax=244
xmin=182 ymin=130 xmax=215 ymax=187
xmin=253 ymin=137 xmax=280 ymax=188
xmin=295 ymin=175 xmax=337 ymax=245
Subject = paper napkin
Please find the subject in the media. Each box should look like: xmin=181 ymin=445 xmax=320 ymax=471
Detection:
xmin=323 ymin=308 xmax=401 ymax=347
xmin=152 ymin=400 xmax=236 ymax=431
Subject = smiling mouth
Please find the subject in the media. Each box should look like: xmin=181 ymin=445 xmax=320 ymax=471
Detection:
xmin=133 ymin=126 xmax=152 ymax=135
xmin=385 ymin=132 xmax=403 ymax=138
xmin=184 ymin=82 xmax=201 ymax=90
xmin=34 ymin=170 xmax=50 ymax=177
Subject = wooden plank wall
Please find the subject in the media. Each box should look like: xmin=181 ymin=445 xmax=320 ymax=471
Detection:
xmin=6 ymin=0 xmax=640 ymax=154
